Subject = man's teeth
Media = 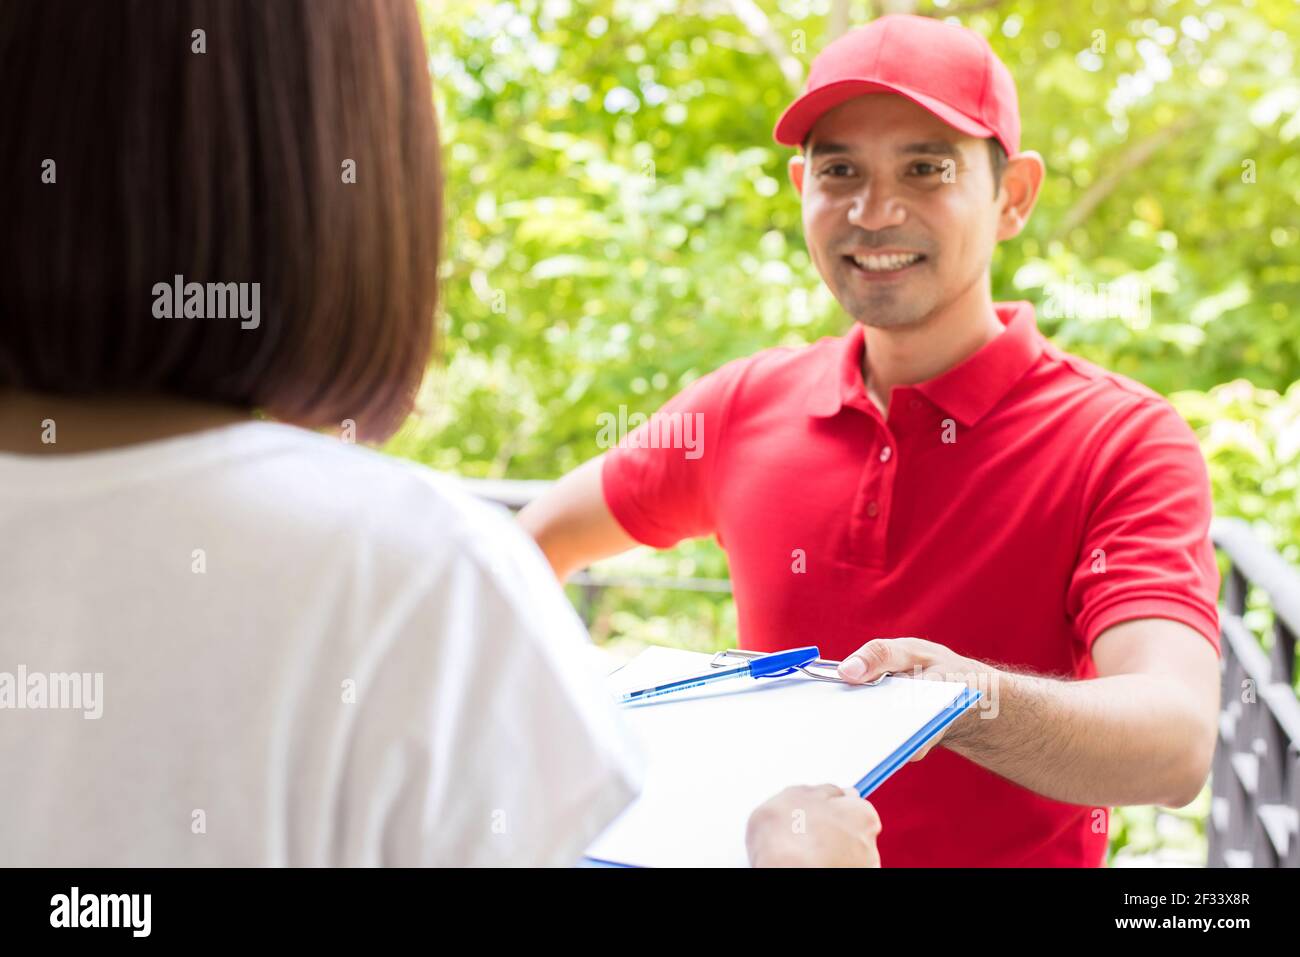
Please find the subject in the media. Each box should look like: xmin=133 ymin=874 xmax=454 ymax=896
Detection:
xmin=852 ymin=252 xmax=923 ymax=272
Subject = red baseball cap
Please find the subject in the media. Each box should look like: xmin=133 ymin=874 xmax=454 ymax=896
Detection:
xmin=774 ymin=14 xmax=1020 ymax=156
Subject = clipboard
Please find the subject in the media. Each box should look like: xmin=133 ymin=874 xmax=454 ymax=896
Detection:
xmin=585 ymin=646 xmax=982 ymax=867
xmin=708 ymin=646 xmax=981 ymax=796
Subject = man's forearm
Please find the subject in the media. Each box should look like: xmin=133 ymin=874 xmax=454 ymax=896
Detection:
xmin=942 ymin=665 xmax=1214 ymax=808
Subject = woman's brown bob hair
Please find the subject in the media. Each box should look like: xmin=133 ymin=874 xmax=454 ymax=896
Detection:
xmin=0 ymin=0 xmax=441 ymax=441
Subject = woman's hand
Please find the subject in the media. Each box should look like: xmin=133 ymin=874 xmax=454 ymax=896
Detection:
xmin=745 ymin=784 xmax=882 ymax=867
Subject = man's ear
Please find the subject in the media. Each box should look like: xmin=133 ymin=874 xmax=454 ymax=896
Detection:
xmin=788 ymin=154 xmax=805 ymax=195
xmin=996 ymin=149 xmax=1044 ymax=241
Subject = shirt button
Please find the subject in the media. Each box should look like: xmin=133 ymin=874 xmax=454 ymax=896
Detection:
xmin=866 ymin=501 xmax=879 ymax=518
xmin=879 ymin=446 xmax=892 ymax=463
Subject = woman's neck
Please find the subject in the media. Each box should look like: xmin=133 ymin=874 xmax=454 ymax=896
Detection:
xmin=0 ymin=391 xmax=255 ymax=454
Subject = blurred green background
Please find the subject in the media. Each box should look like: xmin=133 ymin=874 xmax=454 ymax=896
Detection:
xmin=397 ymin=0 xmax=1300 ymax=865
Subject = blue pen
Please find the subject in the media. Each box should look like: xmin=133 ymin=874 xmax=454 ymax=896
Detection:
xmin=620 ymin=646 xmax=820 ymax=704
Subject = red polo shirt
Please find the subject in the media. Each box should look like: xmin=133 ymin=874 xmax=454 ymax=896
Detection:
xmin=601 ymin=300 xmax=1220 ymax=867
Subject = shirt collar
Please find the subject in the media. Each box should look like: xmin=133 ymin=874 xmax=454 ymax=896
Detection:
xmin=805 ymin=301 xmax=1044 ymax=426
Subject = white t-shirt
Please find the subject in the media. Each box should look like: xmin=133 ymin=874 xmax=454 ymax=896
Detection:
xmin=0 ymin=420 xmax=641 ymax=866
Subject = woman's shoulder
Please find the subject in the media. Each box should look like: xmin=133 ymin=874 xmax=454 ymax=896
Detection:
xmin=239 ymin=421 xmax=535 ymax=572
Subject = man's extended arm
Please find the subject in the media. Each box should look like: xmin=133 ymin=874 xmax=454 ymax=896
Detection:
xmin=839 ymin=618 xmax=1220 ymax=808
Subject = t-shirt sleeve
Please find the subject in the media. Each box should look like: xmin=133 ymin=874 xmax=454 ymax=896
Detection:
xmin=600 ymin=359 xmax=746 ymax=549
xmin=338 ymin=501 xmax=643 ymax=867
xmin=1066 ymin=398 xmax=1221 ymax=654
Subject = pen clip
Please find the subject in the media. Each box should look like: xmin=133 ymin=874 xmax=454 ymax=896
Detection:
xmin=709 ymin=648 xmax=890 ymax=686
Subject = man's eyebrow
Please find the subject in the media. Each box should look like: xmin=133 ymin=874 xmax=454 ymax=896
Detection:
xmin=806 ymin=141 xmax=853 ymax=159
xmin=898 ymin=140 xmax=960 ymax=156
xmin=806 ymin=140 xmax=960 ymax=159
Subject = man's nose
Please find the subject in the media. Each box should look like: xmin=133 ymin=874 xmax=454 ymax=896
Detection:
xmin=847 ymin=186 xmax=907 ymax=232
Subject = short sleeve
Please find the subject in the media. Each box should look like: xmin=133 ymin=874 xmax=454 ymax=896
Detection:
xmin=600 ymin=359 xmax=747 ymax=549
xmin=337 ymin=501 xmax=643 ymax=867
xmin=1066 ymin=398 xmax=1221 ymax=654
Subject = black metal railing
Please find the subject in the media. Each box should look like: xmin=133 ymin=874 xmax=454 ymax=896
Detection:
xmin=1208 ymin=518 xmax=1300 ymax=867
xmin=463 ymin=479 xmax=1300 ymax=867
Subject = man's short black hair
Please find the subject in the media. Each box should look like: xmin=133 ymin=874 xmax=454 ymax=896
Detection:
xmin=987 ymin=138 xmax=1008 ymax=196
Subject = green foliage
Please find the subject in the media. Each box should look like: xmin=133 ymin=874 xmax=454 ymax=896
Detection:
xmin=1173 ymin=380 xmax=1300 ymax=566
xmin=399 ymin=0 xmax=1300 ymax=866
xmin=401 ymin=0 xmax=1300 ymax=479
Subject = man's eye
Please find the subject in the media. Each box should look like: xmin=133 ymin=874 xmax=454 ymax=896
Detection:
xmin=910 ymin=161 xmax=944 ymax=176
xmin=819 ymin=163 xmax=853 ymax=177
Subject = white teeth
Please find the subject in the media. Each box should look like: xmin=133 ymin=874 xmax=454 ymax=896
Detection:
xmin=852 ymin=252 xmax=922 ymax=272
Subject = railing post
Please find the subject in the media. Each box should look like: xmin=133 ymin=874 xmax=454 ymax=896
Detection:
xmin=1272 ymin=617 xmax=1296 ymax=690
xmin=1224 ymin=565 xmax=1248 ymax=617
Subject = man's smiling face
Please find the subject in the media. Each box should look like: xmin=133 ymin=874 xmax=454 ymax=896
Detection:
xmin=797 ymin=93 xmax=1004 ymax=330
